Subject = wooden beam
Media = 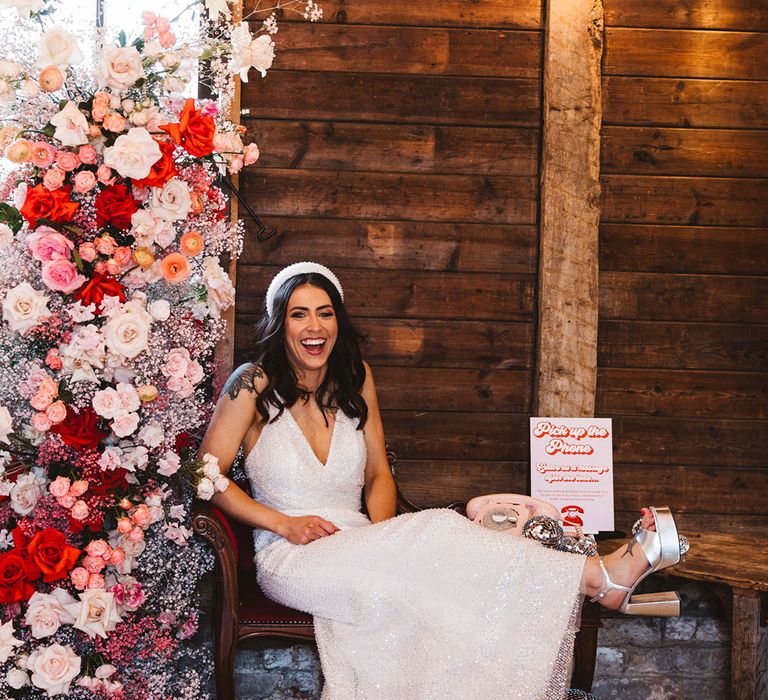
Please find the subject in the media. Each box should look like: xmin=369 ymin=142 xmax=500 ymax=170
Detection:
xmin=534 ymin=0 xmax=603 ymax=417
xmin=213 ymin=0 xmax=243 ymax=385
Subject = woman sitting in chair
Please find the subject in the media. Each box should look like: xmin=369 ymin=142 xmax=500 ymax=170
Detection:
xmin=200 ymin=262 xmax=683 ymax=700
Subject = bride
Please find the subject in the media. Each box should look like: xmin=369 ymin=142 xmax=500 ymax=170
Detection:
xmin=200 ymin=262 xmax=683 ymax=700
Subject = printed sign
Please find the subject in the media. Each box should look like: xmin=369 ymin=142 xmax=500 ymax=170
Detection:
xmin=529 ymin=418 xmax=614 ymax=534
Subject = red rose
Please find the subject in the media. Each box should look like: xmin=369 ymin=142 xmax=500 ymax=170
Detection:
xmin=96 ymin=183 xmax=138 ymax=231
xmin=159 ymin=98 xmax=215 ymax=157
xmin=89 ymin=467 xmax=128 ymax=500
xmin=0 ymin=549 xmax=39 ymax=603
xmin=134 ymin=138 xmax=178 ymax=188
xmin=50 ymin=406 xmax=107 ymax=450
xmin=20 ymin=184 xmax=80 ymax=228
xmin=73 ymin=273 xmax=126 ymax=314
xmin=26 ymin=528 xmax=81 ymax=583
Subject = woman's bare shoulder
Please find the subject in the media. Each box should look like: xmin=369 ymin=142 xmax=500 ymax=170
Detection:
xmin=220 ymin=362 xmax=269 ymax=402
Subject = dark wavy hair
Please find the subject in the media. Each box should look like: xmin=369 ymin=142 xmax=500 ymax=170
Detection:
xmin=251 ymin=272 xmax=367 ymax=429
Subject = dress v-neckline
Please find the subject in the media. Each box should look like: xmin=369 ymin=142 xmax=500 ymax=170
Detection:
xmin=285 ymin=408 xmax=339 ymax=467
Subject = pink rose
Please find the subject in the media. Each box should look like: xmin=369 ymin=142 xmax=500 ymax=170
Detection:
xmin=116 ymin=383 xmax=140 ymax=412
xmin=30 ymin=390 xmax=53 ymax=412
xmin=92 ymin=388 xmax=120 ymax=419
xmin=95 ymin=235 xmax=115 ymax=256
xmin=45 ymin=400 xmax=67 ymax=424
xmin=128 ymin=527 xmax=144 ymax=542
xmin=102 ymin=113 xmax=126 ymax=133
xmin=111 ymin=411 xmax=139 ymax=438
xmin=41 ymin=259 xmax=87 ymax=294
xmin=105 ymin=259 xmax=120 ymax=275
xmin=70 ymin=567 xmax=89 ymax=590
xmin=87 ymin=573 xmax=105 ymax=589
xmin=161 ymin=348 xmax=190 ymax=379
xmin=55 ymin=151 xmax=80 ymax=172
xmin=109 ymin=548 xmax=125 ymax=566
xmin=71 ymin=500 xmax=89 ymax=520
xmin=78 ymin=242 xmax=97 ymax=262
xmin=113 ymin=246 xmax=132 ymax=267
xmin=83 ymin=555 xmax=106 ymax=573
xmin=69 ymin=480 xmax=88 ymax=497
xmin=32 ymin=412 xmax=52 ymax=431
xmin=48 ymin=476 xmax=71 ymax=498
xmin=86 ymin=540 xmax=109 ymax=558
xmin=73 ymin=170 xmax=96 ymax=194
xmin=117 ymin=518 xmax=132 ymax=535
xmin=42 ymin=168 xmax=66 ymax=191
xmin=96 ymin=165 xmax=114 ymax=186
xmin=131 ymin=505 xmax=151 ymax=528
xmin=31 ymin=142 xmax=56 ymax=168
xmin=27 ymin=225 xmax=74 ymax=262
xmin=45 ymin=349 xmax=63 ymax=370
xmin=57 ymin=493 xmax=76 ymax=509
xmin=91 ymin=103 xmax=108 ymax=121
xmin=78 ymin=144 xmax=97 ymax=164
xmin=243 ymin=143 xmax=260 ymax=165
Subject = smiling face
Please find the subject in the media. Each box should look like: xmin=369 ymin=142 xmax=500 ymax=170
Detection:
xmin=284 ymin=283 xmax=338 ymax=380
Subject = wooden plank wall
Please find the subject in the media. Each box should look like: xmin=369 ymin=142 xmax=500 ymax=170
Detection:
xmin=236 ymin=0 xmax=543 ymax=504
xmin=598 ymin=0 xmax=768 ymax=533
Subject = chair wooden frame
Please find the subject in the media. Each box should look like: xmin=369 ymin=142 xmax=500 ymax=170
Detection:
xmin=192 ymin=463 xmax=599 ymax=700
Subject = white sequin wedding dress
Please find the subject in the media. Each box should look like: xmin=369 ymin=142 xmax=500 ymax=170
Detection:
xmin=246 ymin=407 xmax=586 ymax=700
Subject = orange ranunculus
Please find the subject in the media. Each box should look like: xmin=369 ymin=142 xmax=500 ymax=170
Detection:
xmin=20 ymin=184 xmax=80 ymax=228
xmin=26 ymin=528 xmax=82 ymax=583
xmin=179 ymin=230 xmax=204 ymax=257
xmin=134 ymin=138 xmax=178 ymax=188
xmin=160 ymin=252 xmax=191 ymax=284
xmin=159 ymin=98 xmax=215 ymax=158
xmin=133 ymin=247 xmax=155 ymax=269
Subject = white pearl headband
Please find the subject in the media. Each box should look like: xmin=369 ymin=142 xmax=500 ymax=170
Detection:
xmin=265 ymin=262 xmax=344 ymax=317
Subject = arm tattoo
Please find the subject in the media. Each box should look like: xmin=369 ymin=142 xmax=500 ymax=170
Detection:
xmin=221 ymin=365 xmax=264 ymax=400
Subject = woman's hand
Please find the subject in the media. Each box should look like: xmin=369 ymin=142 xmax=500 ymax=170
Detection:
xmin=278 ymin=515 xmax=340 ymax=545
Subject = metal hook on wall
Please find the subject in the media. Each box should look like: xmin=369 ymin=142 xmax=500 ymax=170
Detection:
xmin=220 ymin=176 xmax=279 ymax=242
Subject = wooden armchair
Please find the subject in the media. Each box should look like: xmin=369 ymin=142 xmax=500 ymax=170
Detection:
xmin=192 ymin=458 xmax=600 ymax=700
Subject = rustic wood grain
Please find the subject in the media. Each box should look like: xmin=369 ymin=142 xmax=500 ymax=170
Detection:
xmin=240 ymin=218 xmax=537 ymax=274
xmin=615 ymin=512 xmax=768 ymax=535
xmin=240 ymin=169 xmax=537 ymax=224
xmin=373 ymin=367 xmax=530 ymax=412
xmin=380 ymin=410 xmax=529 ymax=460
xmin=601 ymin=126 xmax=768 ymax=178
xmin=598 ymin=320 xmax=768 ymax=371
xmin=270 ymin=24 xmax=541 ymax=78
xmin=603 ymin=77 xmax=768 ymax=129
xmin=236 ymin=266 xmax=534 ymax=321
xmin=535 ymin=0 xmax=603 ymax=418
xmin=604 ymin=0 xmax=768 ymax=31
xmin=598 ymin=271 xmax=768 ymax=323
xmin=604 ymin=28 xmax=768 ymax=81
xmin=599 ymin=224 xmax=768 ymax=275
xmin=242 ymin=71 xmax=540 ymax=126
xmin=596 ymin=369 xmax=768 ymax=419
xmin=611 ymin=416 xmax=766 ymax=467
xmin=245 ymin=0 xmax=543 ymax=29
xmin=246 ymin=120 xmax=538 ymax=175
xmin=235 ymin=316 xmax=534 ymax=369
xmin=601 ymin=175 xmax=768 ymax=227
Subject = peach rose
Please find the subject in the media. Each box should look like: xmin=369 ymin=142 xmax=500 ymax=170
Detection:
xmin=102 ymin=112 xmax=126 ymax=133
xmin=70 ymin=567 xmax=89 ymax=590
xmin=31 ymin=412 xmax=52 ymax=431
xmin=78 ymin=144 xmax=97 ymax=164
xmin=45 ymin=400 xmax=67 ymax=424
xmin=69 ymin=480 xmax=88 ymax=497
xmin=42 ymin=168 xmax=65 ymax=190
xmin=48 ymin=476 xmax=71 ymax=498
xmin=27 ymin=643 xmax=81 ymax=695
xmin=78 ymin=242 xmax=97 ymax=262
xmin=72 ymin=170 xmax=96 ymax=194
xmin=55 ymin=151 xmax=80 ymax=171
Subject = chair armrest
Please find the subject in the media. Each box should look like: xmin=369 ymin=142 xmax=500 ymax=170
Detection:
xmin=192 ymin=501 xmax=240 ymax=629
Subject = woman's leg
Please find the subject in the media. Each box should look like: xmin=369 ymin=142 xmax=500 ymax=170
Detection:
xmin=579 ymin=507 xmax=656 ymax=608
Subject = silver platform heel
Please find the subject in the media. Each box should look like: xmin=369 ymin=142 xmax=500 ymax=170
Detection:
xmin=591 ymin=506 xmax=683 ymax=616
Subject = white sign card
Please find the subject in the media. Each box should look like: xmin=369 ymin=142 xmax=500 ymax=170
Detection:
xmin=529 ymin=417 xmax=614 ymax=534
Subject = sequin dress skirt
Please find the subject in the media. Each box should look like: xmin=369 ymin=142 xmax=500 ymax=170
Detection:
xmin=247 ymin=409 xmax=586 ymax=700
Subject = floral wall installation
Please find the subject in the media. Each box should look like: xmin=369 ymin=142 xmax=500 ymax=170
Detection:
xmin=0 ymin=0 xmax=320 ymax=697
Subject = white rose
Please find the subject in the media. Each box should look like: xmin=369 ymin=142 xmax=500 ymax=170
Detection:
xmin=162 ymin=77 xmax=186 ymax=94
xmin=103 ymin=307 xmax=151 ymax=359
xmin=138 ymin=422 xmax=163 ymax=448
xmin=202 ymin=459 xmax=220 ymax=481
xmin=148 ymin=299 xmax=170 ymax=321
xmin=65 ymin=589 xmax=122 ymax=639
xmin=27 ymin=643 xmax=81 ymax=697
xmin=202 ymin=257 xmax=235 ymax=316
xmin=6 ymin=667 xmax=30 ymax=689
xmin=197 ymin=477 xmax=215 ymax=500
xmin=92 ymin=387 xmax=121 ymax=419
xmin=214 ymin=475 xmax=229 ymax=493
xmin=204 ymin=0 xmax=229 ymax=20
xmin=49 ymin=100 xmax=89 ymax=146
xmin=103 ymin=127 xmax=162 ymax=180
xmin=3 ymin=282 xmax=50 ymax=335
xmin=228 ymin=23 xmax=274 ymax=81
xmin=0 ymin=406 xmax=12 ymax=443
xmin=0 ymin=620 xmax=22 ymax=663
xmin=24 ymin=590 xmax=77 ymax=639
xmin=157 ymin=450 xmax=180 ymax=477
xmin=10 ymin=471 xmax=44 ymax=516
xmin=111 ymin=411 xmax=139 ymax=438
xmin=0 ymin=223 xmax=13 ymax=249
xmin=150 ymin=178 xmax=191 ymax=222
xmin=20 ymin=79 xmax=39 ymax=98
xmin=37 ymin=26 xmax=83 ymax=68
xmin=0 ymin=0 xmax=44 ymax=18
xmin=96 ymin=45 xmax=145 ymax=90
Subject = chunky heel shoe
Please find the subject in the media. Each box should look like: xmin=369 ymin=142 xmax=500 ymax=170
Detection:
xmin=591 ymin=506 xmax=683 ymax=616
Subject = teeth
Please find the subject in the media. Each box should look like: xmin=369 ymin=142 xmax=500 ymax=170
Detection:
xmin=301 ymin=339 xmax=325 ymax=346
